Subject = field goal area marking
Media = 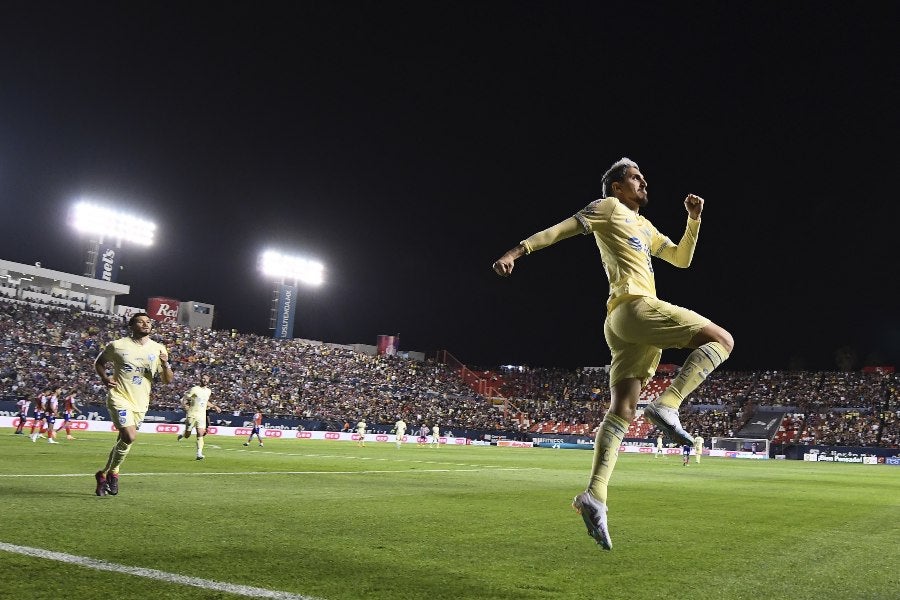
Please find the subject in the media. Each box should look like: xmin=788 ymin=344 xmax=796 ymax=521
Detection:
xmin=0 ymin=541 xmax=321 ymax=600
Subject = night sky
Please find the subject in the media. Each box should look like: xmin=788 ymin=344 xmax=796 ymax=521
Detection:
xmin=1 ymin=2 xmax=897 ymax=371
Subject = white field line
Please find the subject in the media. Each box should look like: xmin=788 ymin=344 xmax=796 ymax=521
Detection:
xmin=0 ymin=466 xmax=532 ymax=478
xmin=0 ymin=542 xmax=322 ymax=600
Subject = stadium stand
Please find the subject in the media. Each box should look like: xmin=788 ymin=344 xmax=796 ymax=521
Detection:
xmin=1 ymin=297 xmax=898 ymax=448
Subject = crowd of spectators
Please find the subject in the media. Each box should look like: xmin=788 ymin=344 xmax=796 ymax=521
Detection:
xmin=1 ymin=298 xmax=898 ymax=448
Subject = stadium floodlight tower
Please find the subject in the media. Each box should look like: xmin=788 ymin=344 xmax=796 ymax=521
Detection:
xmin=259 ymin=249 xmax=324 ymax=339
xmin=70 ymin=199 xmax=156 ymax=283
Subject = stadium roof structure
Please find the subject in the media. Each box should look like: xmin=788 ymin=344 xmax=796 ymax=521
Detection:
xmin=0 ymin=258 xmax=129 ymax=300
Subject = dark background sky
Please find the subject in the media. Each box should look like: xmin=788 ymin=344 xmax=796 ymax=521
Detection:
xmin=1 ymin=2 xmax=897 ymax=371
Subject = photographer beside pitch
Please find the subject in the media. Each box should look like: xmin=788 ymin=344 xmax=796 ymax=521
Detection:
xmin=492 ymin=157 xmax=734 ymax=550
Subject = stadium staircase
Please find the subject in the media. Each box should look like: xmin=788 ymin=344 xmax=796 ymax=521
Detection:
xmin=435 ymin=350 xmax=525 ymax=422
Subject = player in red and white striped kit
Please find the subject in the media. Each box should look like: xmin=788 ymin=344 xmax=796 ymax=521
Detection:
xmin=55 ymin=391 xmax=81 ymax=440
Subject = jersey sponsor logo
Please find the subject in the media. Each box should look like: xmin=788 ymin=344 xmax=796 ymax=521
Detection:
xmin=296 ymin=431 xmax=312 ymax=438
xmin=264 ymin=430 xmax=282 ymax=438
xmin=155 ymin=424 xmax=180 ymax=433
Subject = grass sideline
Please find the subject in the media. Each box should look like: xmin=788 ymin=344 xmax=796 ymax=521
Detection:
xmin=1 ymin=431 xmax=897 ymax=600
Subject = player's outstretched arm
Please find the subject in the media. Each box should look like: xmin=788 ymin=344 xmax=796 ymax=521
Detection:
xmin=492 ymin=244 xmax=526 ymax=277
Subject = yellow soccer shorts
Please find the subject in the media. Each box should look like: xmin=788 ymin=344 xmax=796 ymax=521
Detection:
xmin=185 ymin=414 xmax=207 ymax=431
xmin=107 ymin=396 xmax=147 ymax=430
xmin=604 ymin=296 xmax=710 ymax=387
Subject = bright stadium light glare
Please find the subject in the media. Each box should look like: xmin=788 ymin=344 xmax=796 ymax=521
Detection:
xmin=70 ymin=200 xmax=156 ymax=246
xmin=260 ymin=250 xmax=324 ymax=286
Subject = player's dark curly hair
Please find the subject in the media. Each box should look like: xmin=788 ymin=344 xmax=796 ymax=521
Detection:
xmin=128 ymin=312 xmax=151 ymax=327
xmin=601 ymin=157 xmax=639 ymax=198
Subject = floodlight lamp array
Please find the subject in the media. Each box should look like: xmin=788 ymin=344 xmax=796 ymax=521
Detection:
xmin=71 ymin=201 xmax=156 ymax=246
xmin=260 ymin=250 xmax=324 ymax=286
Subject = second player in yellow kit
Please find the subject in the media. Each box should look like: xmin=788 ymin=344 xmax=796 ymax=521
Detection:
xmin=178 ymin=373 xmax=222 ymax=460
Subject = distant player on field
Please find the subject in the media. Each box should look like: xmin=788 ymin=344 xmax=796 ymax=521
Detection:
xmin=431 ymin=424 xmax=440 ymax=448
xmin=243 ymin=408 xmax=264 ymax=447
xmin=29 ymin=389 xmax=49 ymax=440
xmin=682 ymin=442 xmax=692 ymax=466
xmin=655 ymin=433 xmax=664 ymax=458
xmin=417 ymin=424 xmax=428 ymax=446
xmin=55 ymin=391 xmax=81 ymax=439
xmin=14 ymin=397 xmax=30 ymax=435
xmin=692 ymin=434 xmax=704 ymax=464
xmin=177 ymin=373 xmax=221 ymax=460
xmin=394 ymin=416 xmax=407 ymax=448
xmin=356 ymin=419 xmax=367 ymax=447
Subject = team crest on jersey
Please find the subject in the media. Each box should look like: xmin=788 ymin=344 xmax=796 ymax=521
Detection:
xmin=118 ymin=409 xmax=128 ymax=419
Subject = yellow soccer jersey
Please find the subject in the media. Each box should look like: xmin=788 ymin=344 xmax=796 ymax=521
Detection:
xmin=185 ymin=386 xmax=213 ymax=417
xmin=98 ymin=337 xmax=167 ymax=412
xmin=693 ymin=436 xmax=704 ymax=451
xmin=395 ymin=420 xmax=407 ymax=435
xmin=356 ymin=421 xmax=366 ymax=434
xmin=522 ymin=197 xmax=700 ymax=312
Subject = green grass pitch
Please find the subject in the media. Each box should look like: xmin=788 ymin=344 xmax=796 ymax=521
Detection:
xmin=1 ymin=431 xmax=897 ymax=600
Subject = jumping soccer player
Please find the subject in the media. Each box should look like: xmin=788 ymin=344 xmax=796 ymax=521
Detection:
xmin=493 ymin=157 xmax=734 ymax=550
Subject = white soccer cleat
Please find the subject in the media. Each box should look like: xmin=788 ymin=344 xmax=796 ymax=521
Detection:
xmin=572 ymin=491 xmax=612 ymax=550
xmin=644 ymin=403 xmax=694 ymax=446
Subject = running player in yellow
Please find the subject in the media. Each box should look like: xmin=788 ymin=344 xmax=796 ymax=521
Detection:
xmin=394 ymin=417 xmax=407 ymax=448
xmin=693 ymin=433 xmax=704 ymax=464
xmin=430 ymin=424 xmax=440 ymax=448
xmin=177 ymin=373 xmax=221 ymax=460
xmin=493 ymin=157 xmax=734 ymax=550
xmin=356 ymin=419 xmax=367 ymax=447
xmin=93 ymin=313 xmax=173 ymax=496
xmin=655 ymin=433 xmax=665 ymax=458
